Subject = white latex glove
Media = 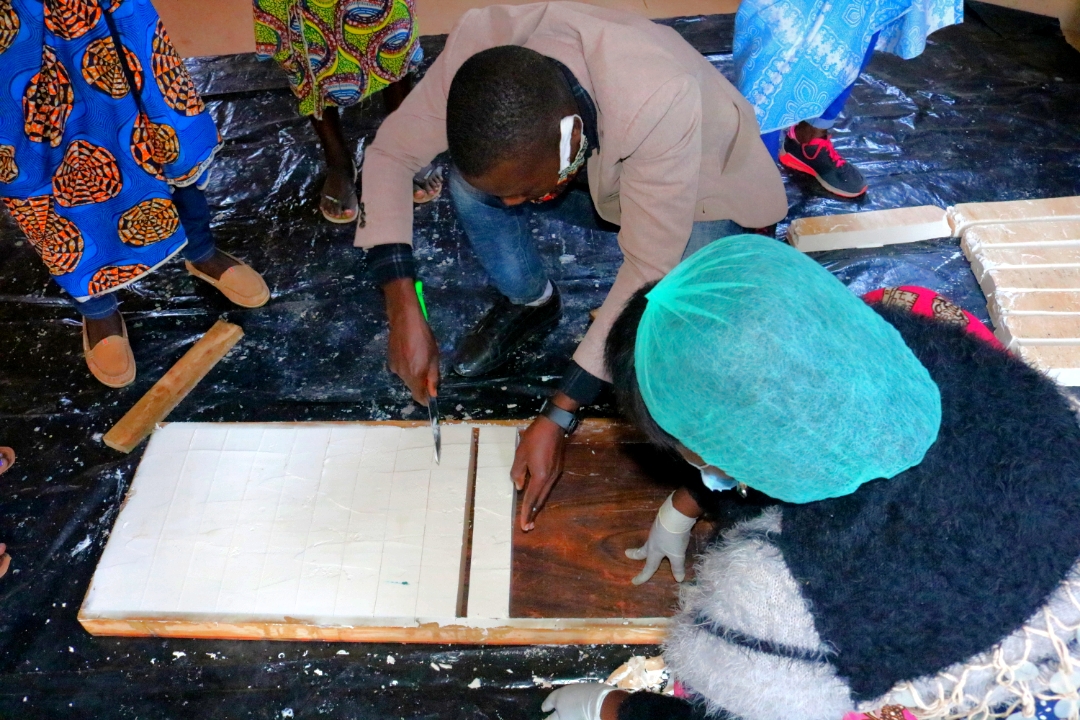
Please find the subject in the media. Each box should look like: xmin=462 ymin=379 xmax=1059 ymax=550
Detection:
xmin=625 ymin=492 xmax=696 ymax=585
xmin=541 ymin=683 xmax=616 ymax=720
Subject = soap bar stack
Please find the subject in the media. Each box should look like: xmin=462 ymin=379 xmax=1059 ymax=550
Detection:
xmin=954 ymin=197 xmax=1080 ymax=385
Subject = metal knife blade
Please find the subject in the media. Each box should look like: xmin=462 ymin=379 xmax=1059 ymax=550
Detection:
xmin=427 ymin=394 xmax=441 ymax=464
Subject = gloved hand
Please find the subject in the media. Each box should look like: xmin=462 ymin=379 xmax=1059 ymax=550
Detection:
xmin=541 ymin=683 xmax=616 ymax=720
xmin=625 ymin=492 xmax=697 ymax=585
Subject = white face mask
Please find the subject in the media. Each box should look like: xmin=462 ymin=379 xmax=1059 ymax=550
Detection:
xmin=558 ymin=114 xmax=588 ymax=181
xmin=685 ymin=458 xmax=738 ymax=493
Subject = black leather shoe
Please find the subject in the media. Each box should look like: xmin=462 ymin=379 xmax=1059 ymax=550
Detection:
xmin=453 ymin=285 xmax=562 ymax=377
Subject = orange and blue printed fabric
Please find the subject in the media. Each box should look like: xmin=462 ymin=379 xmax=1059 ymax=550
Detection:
xmin=0 ymin=0 xmax=220 ymax=301
xmin=253 ymin=0 xmax=422 ymax=118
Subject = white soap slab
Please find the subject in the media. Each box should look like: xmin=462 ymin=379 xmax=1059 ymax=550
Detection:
xmin=995 ymin=315 xmax=1080 ymax=348
xmin=787 ymin=206 xmax=950 ymax=252
xmin=948 ymin=196 xmax=1080 ymax=236
xmin=979 ymin=267 xmax=1080 ymax=297
xmin=989 ymin=290 xmax=1080 ymax=319
xmin=1016 ymin=346 xmax=1080 ymax=386
xmin=467 ymin=426 xmax=517 ymax=620
xmin=962 ymin=220 xmax=1080 ymax=250
xmin=964 ymin=243 xmax=1080 ymax=282
xmin=82 ymin=422 xmax=474 ymax=627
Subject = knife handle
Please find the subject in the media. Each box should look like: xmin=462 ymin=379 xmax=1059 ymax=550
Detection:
xmin=414 ymin=280 xmax=429 ymax=322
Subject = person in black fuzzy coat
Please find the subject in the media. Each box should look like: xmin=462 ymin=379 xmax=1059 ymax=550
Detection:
xmin=541 ymin=244 xmax=1080 ymax=720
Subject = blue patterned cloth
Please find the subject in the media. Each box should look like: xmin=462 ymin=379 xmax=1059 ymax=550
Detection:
xmin=0 ymin=0 xmax=220 ymax=300
xmin=735 ymin=0 xmax=964 ymax=134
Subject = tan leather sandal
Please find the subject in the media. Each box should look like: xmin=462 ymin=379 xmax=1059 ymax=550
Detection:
xmin=0 ymin=447 xmax=13 ymax=476
xmin=82 ymin=315 xmax=136 ymax=388
xmin=185 ymin=252 xmax=270 ymax=308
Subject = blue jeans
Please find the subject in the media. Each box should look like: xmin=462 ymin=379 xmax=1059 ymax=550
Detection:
xmin=448 ymin=167 xmax=748 ymax=304
xmin=760 ymin=31 xmax=880 ymax=161
xmin=72 ymin=183 xmax=217 ymax=319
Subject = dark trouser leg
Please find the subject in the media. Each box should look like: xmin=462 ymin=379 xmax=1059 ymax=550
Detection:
xmin=311 ymin=107 xmax=359 ymax=221
xmin=310 ymin=107 xmax=352 ymax=175
xmin=173 ymin=183 xmax=217 ymax=263
xmin=383 ymin=74 xmax=413 ymax=115
xmin=447 ymin=166 xmax=550 ymax=304
xmin=70 ymin=290 xmax=119 ymax=320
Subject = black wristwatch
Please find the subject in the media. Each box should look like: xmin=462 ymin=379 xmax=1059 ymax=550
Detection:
xmin=539 ymin=399 xmax=581 ymax=436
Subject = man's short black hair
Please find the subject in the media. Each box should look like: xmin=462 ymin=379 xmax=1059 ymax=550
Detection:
xmin=446 ymin=45 xmax=575 ymax=178
xmin=605 ymin=283 xmax=682 ymax=454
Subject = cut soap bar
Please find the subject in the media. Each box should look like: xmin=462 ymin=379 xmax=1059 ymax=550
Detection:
xmin=1016 ymin=346 xmax=1080 ymax=386
xmin=995 ymin=315 xmax=1080 ymax=347
xmin=949 ymin=196 xmax=1080 ymax=235
xmin=962 ymin=220 xmax=1080 ymax=248
xmin=980 ymin=267 xmax=1080 ymax=297
xmin=988 ymin=290 xmax=1080 ymax=320
xmin=788 ymin=205 xmax=950 ymax=252
xmin=964 ymin=243 xmax=1080 ymax=282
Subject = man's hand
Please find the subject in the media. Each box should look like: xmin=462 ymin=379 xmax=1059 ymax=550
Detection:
xmin=384 ymin=278 xmax=439 ymax=405
xmin=511 ymin=392 xmax=578 ymax=531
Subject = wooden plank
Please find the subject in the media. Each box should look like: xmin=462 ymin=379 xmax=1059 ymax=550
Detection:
xmin=511 ymin=440 xmax=714 ymax=619
xmin=103 ymin=320 xmax=244 ymax=453
xmin=455 ymin=428 xmax=480 ymax=617
xmin=949 ymin=196 xmax=1080 ymax=236
xmin=77 ymin=615 xmax=669 ymax=645
xmin=787 ymin=206 xmax=950 ymax=252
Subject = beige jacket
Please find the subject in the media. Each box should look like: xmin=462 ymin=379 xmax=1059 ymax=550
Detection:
xmin=355 ymin=2 xmax=787 ymax=380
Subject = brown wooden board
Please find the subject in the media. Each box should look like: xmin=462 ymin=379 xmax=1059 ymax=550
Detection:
xmin=511 ymin=424 xmax=716 ymax=620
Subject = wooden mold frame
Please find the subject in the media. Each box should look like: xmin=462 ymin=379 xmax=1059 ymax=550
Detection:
xmin=78 ymin=419 xmax=669 ymax=645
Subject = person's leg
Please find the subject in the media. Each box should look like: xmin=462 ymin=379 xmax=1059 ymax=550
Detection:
xmin=174 ymin=183 xmax=270 ymax=308
xmin=76 ymin=291 xmax=122 ymax=347
xmin=173 ymin=183 xmax=216 ymax=264
xmin=760 ymin=130 xmax=783 ymax=162
xmin=794 ymin=30 xmax=876 ymax=139
xmin=72 ymin=289 xmax=135 ymax=387
xmin=383 ymin=74 xmax=413 ymax=114
xmin=681 ymin=219 xmax=751 ymax=261
xmin=312 ymin=107 xmax=359 ymax=223
xmin=448 ymin=167 xmax=561 ymax=376
xmin=531 ymin=186 xmax=614 ymax=233
xmin=448 ymin=167 xmax=549 ymax=304
xmin=781 ymin=32 xmax=879 ymax=198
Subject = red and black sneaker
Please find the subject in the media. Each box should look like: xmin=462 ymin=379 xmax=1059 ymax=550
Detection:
xmin=779 ymin=126 xmax=868 ymax=198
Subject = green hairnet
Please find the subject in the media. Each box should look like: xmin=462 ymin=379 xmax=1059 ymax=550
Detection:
xmin=635 ymin=234 xmax=941 ymax=503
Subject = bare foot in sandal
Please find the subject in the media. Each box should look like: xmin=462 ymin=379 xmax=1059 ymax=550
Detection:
xmin=0 ymin=446 xmax=13 ymax=476
xmin=321 ymin=165 xmax=359 ymax=223
xmin=413 ymin=164 xmax=444 ymax=204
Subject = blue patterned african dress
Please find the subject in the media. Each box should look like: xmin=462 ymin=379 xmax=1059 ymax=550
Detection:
xmin=253 ymin=0 xmax=423 ymax=119
xmin=735 ymin=0 xmax=964 ymax=134
xmin=0 ymin=0 xmax=220 ymax=301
